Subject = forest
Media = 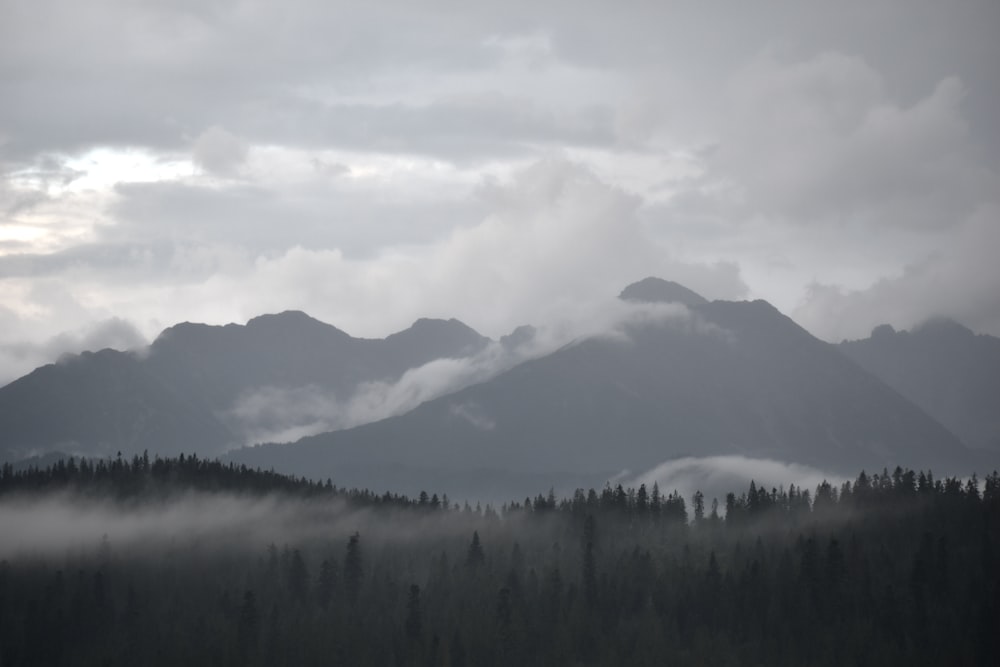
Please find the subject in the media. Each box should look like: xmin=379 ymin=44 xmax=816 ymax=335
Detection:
xmin=0 ymin=454 xmax=997 ymax=666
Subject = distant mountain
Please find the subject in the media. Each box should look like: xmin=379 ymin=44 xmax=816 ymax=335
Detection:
xmin=232 ymin=282 xmax=971 ymax=497
xmin=0 ymin=349 xmax=231 ymax=460
xmin=840 ymin=319 xmax=1000 ymax=454
xmin=144 ymin=311 xmax=489 ymax=412
xmin=619 ymin=276 xmax=708 ymax=307
xmin=0 ymin=313 xmax=490 ymax=462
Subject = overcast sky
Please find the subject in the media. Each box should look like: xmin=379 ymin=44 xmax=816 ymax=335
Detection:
xmin=1 ymin=0 xmax=998 ymax=384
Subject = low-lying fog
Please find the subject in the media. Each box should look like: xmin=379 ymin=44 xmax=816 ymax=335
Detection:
xmin=0 ymin=454 xmax=853 ymax=559
xmin=0 ymin=491 xmax=490 ymax=560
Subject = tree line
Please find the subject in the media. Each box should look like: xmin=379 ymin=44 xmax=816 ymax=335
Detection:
xmin=0 ymin=455 xmax=997 ymax=666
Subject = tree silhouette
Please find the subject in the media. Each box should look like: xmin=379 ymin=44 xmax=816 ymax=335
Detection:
xmin=466 ymin=531 xmax=485 ymax=568
xmin=405 ymin=584 xmax=422 ymax=643
xmin=344 ymin=532 xmax=362 ymax=605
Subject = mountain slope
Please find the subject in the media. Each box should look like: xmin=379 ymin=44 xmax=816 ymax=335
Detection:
xmin=144 ymin=311 xmax=490 ymax=410
xmin=0 ymin=349 xmax=233 ymax=459
xmin=233 ymin=287 xmax=971 ymax=494
xmin=839 ymin=320 xmax=1000 ymax=453
xmin=0 ymin=313 xmax=490 ymax=462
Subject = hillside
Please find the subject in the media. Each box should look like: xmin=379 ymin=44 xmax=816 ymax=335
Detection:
xmin=0 ymin=314 xmax=489 ymax=461
xmin=840 ymin=319 xmax=1000 ymax=453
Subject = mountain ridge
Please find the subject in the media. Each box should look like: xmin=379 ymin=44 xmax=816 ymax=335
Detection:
xmin=839 ymin=318 xmax=1000 ymax=453
xmin=230 ymin=289 xmax=974 ymax=497
xmin=0 ymin=312 xmax=491 ymax=461
xmin=1 ymin=280 xmax=985 ymax=500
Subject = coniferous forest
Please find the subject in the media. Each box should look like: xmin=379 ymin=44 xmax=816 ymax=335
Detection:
xmin=0 ymin=455 xmax=997 ymax=666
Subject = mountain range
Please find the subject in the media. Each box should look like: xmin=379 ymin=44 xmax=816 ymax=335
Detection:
xmin=839 ymin=319 xmax=1000 ymax=454
xmin=1 ymin=278 xmax=994 ymax=498
xmin=232 ymin=280 xmax=978 ymax=495
xmin=0 ymin=313 xmax=487 ymax=460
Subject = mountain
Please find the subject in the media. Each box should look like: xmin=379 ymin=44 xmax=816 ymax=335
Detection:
xmin=0 ymin=349 xmax=231 ymax=460
xmin=839 ymin=319 xmax=1000 ymax=454
xmin=619 ymin=276 xmax=708 ymax=307
xmin=144 ymin=311 xmax=489 ymax=411
xmin=232 ymin=281 xmax=971 ymax=497
xmin=0 ymin=313 xmax=490 ymax=462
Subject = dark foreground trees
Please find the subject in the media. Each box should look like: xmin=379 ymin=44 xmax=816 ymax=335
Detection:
xmin=0 ymin=457 xmax=997 ymax=666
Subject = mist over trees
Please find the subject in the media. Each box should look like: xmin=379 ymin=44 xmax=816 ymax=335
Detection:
xmin=1 ymin=455 xmax=997 ymax=666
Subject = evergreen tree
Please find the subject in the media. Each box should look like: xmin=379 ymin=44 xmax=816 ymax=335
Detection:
xmin=287 ymin=549 xmax=308 ymax=602
xmin=581 ymin=514 xmax=598 ymax=607
xmin=237 ymin=590 xmax=259 ymax=660
xmin=466 ymin=531 xmax=485 ymax=568
xmin=317 ymin=558 xmax=337 ymax=609
xmin=344 ymin=532 xmax=363 ymax=605
xmin=693 ymin=490 xmax=705 ymax=523
xmin=405 ymin=584 xmax=422 ymax=642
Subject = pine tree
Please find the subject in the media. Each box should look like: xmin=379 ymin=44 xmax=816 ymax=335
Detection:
xmin=344 ymin=532 xmax=363 ymax=605
xmin=495 ymin=586 xmax=513 ymax=664
xmin=581 ymin=514 xmax=597 ymax=607
xmin=693 ymin=490 xmax=705 ymax=523
xmin=237 ymin=590 xmax=259 ymax=660
xmin=317 ymin=558 xmax=337 ymax=609
xmin=405 ymin=584 xmax=422 ymax=642
xmin=288 ymin=549 xmax=308 ymax=602
xmin=466 ymin=531 xmax=485 ymax=568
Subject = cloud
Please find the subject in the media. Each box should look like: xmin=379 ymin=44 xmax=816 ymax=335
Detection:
xmin=625 ymin=456 xmax=847 ymax=510
xmin=793 ymin=203 xmax=1000 ymax=340
xmin=192 ymin=125 xmax=248 ymax=176
xmin=0 ymin=488 xmax=482 ymax=558
xmin=0 ymin=315 xmax=147 ymax=386
xmin=3 ymin=0 xmax=998 ymax=374
xmin=18 ymin=157 xmax=743 ymax=337
xmin=0 ymin=485 xmax=526 ymax=559
xmin=647 ymin=48 xmax=1000 ymax=333
xmin=0 ymin=154 xmax=747 ymax=389
xmin=0 ymin=491 xmax=301 ymax=557
xmin=710 ymin=52 xmax=989 ymax=228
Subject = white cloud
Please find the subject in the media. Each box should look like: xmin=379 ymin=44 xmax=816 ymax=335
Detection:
xmin=0 ymin=158 xmax=741 ymax=352
xmin=711 ymin=52 xmax=987 ymax=228
xmin=626 ymin=456 xmax=847 ymax=510
xmin=0 ymin=315 xmax=147 ymax=385
xmin=794 ymin=203 xmax=1000 ymax=340
xmin=2 ymin=0 xmax=998 ymax=380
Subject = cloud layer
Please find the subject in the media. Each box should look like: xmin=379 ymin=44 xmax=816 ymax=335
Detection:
xmin=2 ymin=0 xmax=998 ymax=384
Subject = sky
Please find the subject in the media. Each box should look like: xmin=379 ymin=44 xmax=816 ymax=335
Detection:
xmin=2 ymin=0 xmax=998 ymax=385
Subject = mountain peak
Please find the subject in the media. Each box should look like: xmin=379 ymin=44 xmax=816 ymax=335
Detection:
xmin=871 ymin=324 xmax=897 ymax=339
xmin=912 ymin=317 xmax=973 ymax=339
xmin=384 ymin=318 xmax=489 ymax=357
xmin=245 ymin=310 xmax=348 ymax=335
xmin=409 ymin=317 xmax=471 ymax=331
xmin=619 ymin=277 xmax=708 ymax=307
